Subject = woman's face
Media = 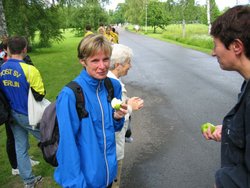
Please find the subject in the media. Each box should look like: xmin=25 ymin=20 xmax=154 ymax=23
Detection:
xmin=81 ymin=50 xmax=110 ymax=80
xmin=106 ymin=27 xmax=111 ymax=35
xmin=119 ymin=58 xmax=131 ymax=77
xmin=99 ymin=28 xmax=105 ymax=35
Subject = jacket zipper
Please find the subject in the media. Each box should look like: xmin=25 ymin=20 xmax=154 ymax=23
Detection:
xmin=96 ymin=81 xmax=109 ymax=186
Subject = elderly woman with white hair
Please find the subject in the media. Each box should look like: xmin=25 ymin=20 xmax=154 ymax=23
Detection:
xmin=108 ymin=44 xmax=144 ymax=188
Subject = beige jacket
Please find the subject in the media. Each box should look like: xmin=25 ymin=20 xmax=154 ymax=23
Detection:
xmin=107 ymin=71 xmax=132 ymax=160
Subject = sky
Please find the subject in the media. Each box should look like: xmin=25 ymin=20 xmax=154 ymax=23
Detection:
xmin=105 ymin=0 xmax=250 ymax=11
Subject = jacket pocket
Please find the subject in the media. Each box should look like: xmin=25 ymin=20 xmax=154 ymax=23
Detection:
xmin=224 ymin=114 xmax=245 ymax=149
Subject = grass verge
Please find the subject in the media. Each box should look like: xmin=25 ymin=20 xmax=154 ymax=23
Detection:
xmin=127 ymin=23 xmax=214 ymax=54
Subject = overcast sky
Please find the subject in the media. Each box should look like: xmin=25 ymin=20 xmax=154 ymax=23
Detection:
xmin=105 ymin=0 xmax=250 ymax=11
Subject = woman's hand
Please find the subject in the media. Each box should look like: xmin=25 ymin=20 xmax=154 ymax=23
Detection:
xmin=113 ymin=103 xmax=128 ymax=119
xmin=127 ymin=97 xmax=144 ymax=111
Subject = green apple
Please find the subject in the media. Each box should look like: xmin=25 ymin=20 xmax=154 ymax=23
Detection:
xmin=201 ymin=122 xmax=216 ymax=133
xmin=111 ymin=98 xmax=122 ymax=110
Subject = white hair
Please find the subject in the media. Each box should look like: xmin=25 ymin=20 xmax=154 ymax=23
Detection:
xmin=110 ymin=44 xmax=133 ymax=70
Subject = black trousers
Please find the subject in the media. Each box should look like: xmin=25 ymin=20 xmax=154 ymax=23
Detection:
xmin=5 ymin=122 xmax=17 ymax=169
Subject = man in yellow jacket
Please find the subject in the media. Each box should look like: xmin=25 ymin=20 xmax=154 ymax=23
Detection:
xmin=84 ymin=25 xmax=93 ymax=38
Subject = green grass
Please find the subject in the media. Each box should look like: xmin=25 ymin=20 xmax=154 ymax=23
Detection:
xmin=127 ymin=24 xmax=214 ymax=54
xmin=32 ymin=30 xmax=83 ymax=100
xmin=0 ymin=29 xmax=83 ymax=188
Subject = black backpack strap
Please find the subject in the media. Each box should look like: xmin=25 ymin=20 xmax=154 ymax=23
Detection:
xmin=104 ymin=77 xmax=114 ymax=102
xmin=66 ymin=81 xmax=88 ymax=119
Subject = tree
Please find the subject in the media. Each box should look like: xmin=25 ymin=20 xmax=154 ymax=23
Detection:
xmin=0 ymin=0 xmax=8 ymax=36
xmin=210 ymin=0 xmax=220 ymax=23
xmin=147 ymin=1 xmax=169 ymax=33
xmin=109 ymin=3 xmax=126 ymax=25
xmin=68 ymin=1 xmax=109 ymax=36
xmin=124 ymin=0 xmax=145 ymax=25
xmin=36 ymin=5 xmax=64 ymax=47
xmin=175 ymin=0 xmax=197 ymax=37
xmin=206 ymin=0 xmax=220 ymax=33
xmin=207 ymin=0 xmax=211 ymax=33
xmin=3 ymin=0 xmax=63 ymax=47
xmin=55 ymin=0 xmax=110 ymax=7
xmin=195 ymin=4 xmax=207 ymax=24
xmin=163 ymin=0 xmax=176 ymax=22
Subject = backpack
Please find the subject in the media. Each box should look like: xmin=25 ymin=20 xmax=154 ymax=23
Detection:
xmin=39 ymin=78 xmax=114 ymax=167
xmin=0 ymin=89 xmax=11 ymax=125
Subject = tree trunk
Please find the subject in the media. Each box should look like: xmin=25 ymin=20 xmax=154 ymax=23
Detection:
xmin=0 ymin=0 xmax=8 ymax=37
xmin=207 ymin=0 xmax=211 ymax=34
xmin=182 ymin=19 xmax=186 ymax=38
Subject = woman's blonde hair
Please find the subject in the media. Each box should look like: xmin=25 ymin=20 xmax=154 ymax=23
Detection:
xmin=77 ymin=34 xmax=112 ymax=61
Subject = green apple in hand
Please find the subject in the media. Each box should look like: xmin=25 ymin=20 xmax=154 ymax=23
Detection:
xmin=201 ymin=122 xmax=216 ymax=133
xmin=111 ymin=98 xmax=122 ymax=110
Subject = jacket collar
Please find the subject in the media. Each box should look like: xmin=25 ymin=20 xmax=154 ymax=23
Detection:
xmin=80 ymin=69 xmax=103 ymax=89
xmin=6 ymin=58 xmax=25 ymax=63
xmin=226 ymin=80 xmax=250 ymax=116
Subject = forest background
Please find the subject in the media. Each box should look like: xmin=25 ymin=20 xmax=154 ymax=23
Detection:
xmin=0 ymin=0 xmax=225 ymax=48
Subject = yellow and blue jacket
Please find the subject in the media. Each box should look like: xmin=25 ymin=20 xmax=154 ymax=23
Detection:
xmin=0 ymin=58 xmax=45 ymax=115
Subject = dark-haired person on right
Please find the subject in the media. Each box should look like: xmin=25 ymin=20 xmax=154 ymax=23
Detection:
xmin=202 ymin=5 xmax=250 ymax=188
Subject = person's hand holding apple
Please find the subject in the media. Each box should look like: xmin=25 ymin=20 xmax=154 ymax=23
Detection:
xmin=201 ymin=123 xmax=222 ymax=142
xmin=111 ymin=98 xmax=123 ymax=110
xmin=112 ymin=98 xmax=128 ymax=120
xmin=201 ymin=122 xmax=216 ymax=133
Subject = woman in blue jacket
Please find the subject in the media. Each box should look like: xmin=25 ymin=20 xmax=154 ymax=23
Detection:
xmin=54 ymin=34 xmax=127 ymax=188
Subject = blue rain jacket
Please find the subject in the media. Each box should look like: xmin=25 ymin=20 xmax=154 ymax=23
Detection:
xmin=54 ymin=69 xmax=124 ymax=188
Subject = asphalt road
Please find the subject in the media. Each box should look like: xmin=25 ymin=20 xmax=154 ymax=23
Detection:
xmin=117 ymin=28 xmax=244 ymax=188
